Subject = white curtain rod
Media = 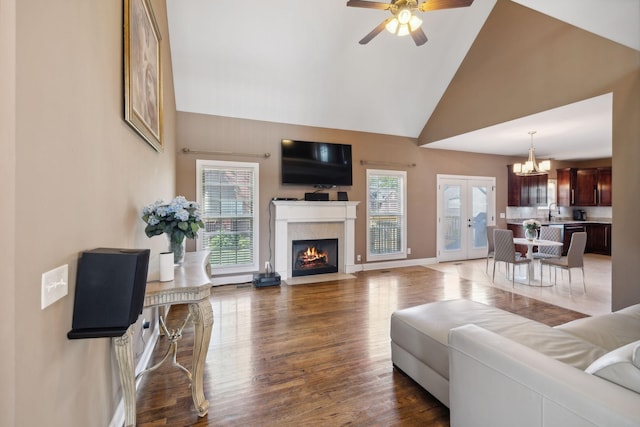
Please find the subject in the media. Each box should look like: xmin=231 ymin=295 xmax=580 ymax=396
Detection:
xmin=360 ymin=159 xmax=416 ymax=168
xmin=181 ymin=148 xmax=271 ymax=159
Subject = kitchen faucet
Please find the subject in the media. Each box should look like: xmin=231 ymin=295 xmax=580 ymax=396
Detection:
xmin=548 ymin=202 xmax=559 ymax=221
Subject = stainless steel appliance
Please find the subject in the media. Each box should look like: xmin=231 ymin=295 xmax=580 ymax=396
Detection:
xmin=573 ymin=209 xmax=587 ymax=221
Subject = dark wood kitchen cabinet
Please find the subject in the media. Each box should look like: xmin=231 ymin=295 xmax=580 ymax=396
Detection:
xmin=556 ymin=168 xmax=572 ymax=206
xmin=586 ymin=223 xmax=612 ymax=255
xmin=507 ymin=166 xmax=548 ymax=207
xmin=574 ymin=168 xmax=599 ymax=206
xmin=556 ymin=167 xmax=612 ymax=207
xmin=597 ymin=167 xmax=612 ymax=206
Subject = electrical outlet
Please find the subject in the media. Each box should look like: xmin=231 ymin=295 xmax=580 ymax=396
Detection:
xmin=407 ymin=248 xmax=412 ymax=255
xmin=41 ymin=264 xmax=68 ymax=309
xmin=356 ymin=254 xmax=362 ymax=262
xmin=500 ymin=212 xmax=506 ymax=219
xmin=141 ymin=318 xmax=150 ymax=336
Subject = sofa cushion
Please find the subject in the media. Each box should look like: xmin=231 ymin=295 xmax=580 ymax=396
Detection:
xmin=391 ymin=299 xmax=607 ymax=381
xmin=555 ymin=304 xmax=640 ymax=351
xmin=586 ymin=340 xmax=640 ymax=394
xmin=391 ymin=299 xmax=534 ymax=379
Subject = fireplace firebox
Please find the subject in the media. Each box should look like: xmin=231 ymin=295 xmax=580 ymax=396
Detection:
xmin=291 ymin=238 xmax=339 ymax=277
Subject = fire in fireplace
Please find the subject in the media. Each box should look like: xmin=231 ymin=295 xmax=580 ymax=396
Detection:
xmin=291 ymin=238 xmax=338 ymax=277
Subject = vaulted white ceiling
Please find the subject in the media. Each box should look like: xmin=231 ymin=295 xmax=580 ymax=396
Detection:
xmin=166 ymin=0 xmax=638 ymax=160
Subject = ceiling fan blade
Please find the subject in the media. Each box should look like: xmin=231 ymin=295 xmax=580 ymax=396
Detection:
xmin=347 ymin=0 xmax=392 ymax=10
xmin=410 ymin=27 xmax=428 ymax=46
xmin=418 ymin=0 xmax=473 ymax=12
xmin=359 ymin=18 xmax=392 ymax=44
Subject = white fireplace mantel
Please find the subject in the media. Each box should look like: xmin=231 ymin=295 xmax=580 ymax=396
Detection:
xmin=272 ymin=201 xmax=359 ymax=280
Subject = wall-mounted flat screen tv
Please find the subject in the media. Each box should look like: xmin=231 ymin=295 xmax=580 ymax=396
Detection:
xmin=281 ymin=139 xmax=353 ymax=187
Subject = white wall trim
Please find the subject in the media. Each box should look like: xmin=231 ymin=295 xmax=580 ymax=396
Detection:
xmin=348 ymin=257 xmax=437 ymax=273
xmin=211 ymin=273 xmax=254 ymax=286
xmin=272 ymin=201 xmax=359 ymax=280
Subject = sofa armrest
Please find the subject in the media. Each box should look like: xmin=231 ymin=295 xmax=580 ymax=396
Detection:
xmin=448 ymin=324 xmax=640 ymax=427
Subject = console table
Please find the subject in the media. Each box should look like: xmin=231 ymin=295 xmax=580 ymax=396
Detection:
xmin=113 ymin=251 xmax=213 ymax=427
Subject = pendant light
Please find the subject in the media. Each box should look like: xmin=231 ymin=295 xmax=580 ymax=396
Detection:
xmin=513 ymin=131 xmax=551 ymax=176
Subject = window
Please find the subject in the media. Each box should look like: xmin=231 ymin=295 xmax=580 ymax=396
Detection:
xmin=196 ymin=160 xmax=259 ymax=275
xmin=367 ymin=169 xmax=407 ymax=261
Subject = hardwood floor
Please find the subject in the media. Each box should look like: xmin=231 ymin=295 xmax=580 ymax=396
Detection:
xmin=135 ymin=266 xmax=587 ymax=426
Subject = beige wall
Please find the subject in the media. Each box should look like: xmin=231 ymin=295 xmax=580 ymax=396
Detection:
xmin=419 ymin=0 xmax=640 ymax=310
xmin=8 ymin=0 xmax=176 ymax=425
xmin=176 ymin=113 xmax=513 ymax=269
xmin=0 ymin=0 xmax=17 ymax=425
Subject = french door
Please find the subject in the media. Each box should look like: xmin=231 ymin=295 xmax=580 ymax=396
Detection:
xmin=437 ymin=175 xmax=495 ymax=262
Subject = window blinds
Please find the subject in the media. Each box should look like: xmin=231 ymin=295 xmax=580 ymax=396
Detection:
xmin=200 ymin=166 xmax=256 ymax=268
xmin=368 ymin=172 xmax=404 ymax=256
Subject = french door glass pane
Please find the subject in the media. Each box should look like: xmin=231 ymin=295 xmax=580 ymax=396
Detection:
xmin=444 ymin=184 xmax=462 ymax=251
xmin=471 ymin=185 xmax=488 ymax=250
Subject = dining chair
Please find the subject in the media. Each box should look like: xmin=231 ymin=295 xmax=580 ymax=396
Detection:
xmin=533 ymin=227 xmax=562 ymax=259
xmin=485 ymin=225 xmax=496 ymax=272
xmin=534 ymin=227 xmax=562 ymax=277
xmin=540 ymin=231 xmax=587 ymax=294
xmin=493 ymin=229 xmax=531 ymax=287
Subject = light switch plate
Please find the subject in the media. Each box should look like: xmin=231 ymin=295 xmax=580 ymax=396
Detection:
xmin=41 ymin=264 xmax=68 ymax=309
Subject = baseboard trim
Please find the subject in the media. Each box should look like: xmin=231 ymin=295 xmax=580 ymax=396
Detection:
xmin=211 ymin=273 xmax=254 ymax=286
xmin=108 ymin=321 xmax=160 ymax=427
xmin=346 ymin=257 xmax=437 ymax=273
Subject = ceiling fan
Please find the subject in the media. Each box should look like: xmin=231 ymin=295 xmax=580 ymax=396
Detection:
xmin=347 ymin=0 xmax=474 ymax=46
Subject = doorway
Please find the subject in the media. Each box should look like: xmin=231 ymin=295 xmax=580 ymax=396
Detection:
xmin=437 ymin=175 xmax=495 ymax=262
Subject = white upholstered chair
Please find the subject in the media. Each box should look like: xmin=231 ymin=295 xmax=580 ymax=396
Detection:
xmin=540 ymin=231 xmax=587 ymax=294
xmin=533 ymin=226 xmax=562 ymax=276
xmin=493 ymin=229 xmax=531 ymax=287
xmin=485 ymin=225 xmax=496 ymax=272
xmin=533 ymin=226 xmax=563 ymax=259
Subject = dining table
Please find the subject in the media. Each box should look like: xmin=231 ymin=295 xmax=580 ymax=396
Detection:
xmin=512 ymin=237 xmax=564 ymax=286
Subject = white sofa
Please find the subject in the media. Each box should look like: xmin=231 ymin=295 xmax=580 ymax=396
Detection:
xmin=390 ymin=299 xmax=640 ymax=427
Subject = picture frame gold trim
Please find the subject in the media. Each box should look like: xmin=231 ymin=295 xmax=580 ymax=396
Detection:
xmin=124 ymin=0 xmax=163 ymax=152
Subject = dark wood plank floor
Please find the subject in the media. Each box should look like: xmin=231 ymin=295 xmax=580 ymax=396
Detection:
xmin=135 ymin=266 xmax=588 ymax=426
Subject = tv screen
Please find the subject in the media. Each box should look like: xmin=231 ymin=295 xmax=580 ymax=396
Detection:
xmin=281 ymin=139 xmax=353 ymax=187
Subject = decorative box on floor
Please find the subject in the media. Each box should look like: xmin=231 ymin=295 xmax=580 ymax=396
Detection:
xmin=253 ymin=272 xmax=281 ymax=288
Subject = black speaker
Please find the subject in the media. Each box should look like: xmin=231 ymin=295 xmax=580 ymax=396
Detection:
xmin=68 ymin=248 xmax=150 ymax=339
xmin=304 ymin=192 xmax=329 ymax=201
xmin=337 ymin=191 xmax=348 ymax=201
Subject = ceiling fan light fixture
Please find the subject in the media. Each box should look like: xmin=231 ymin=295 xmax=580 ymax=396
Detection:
xmin=397 ymin=8 xmax=412 ymax=24
xmin=408 ymin=15 xmax=422 ymax=31
xmin=397 ymin=23 xmax=410 ymax=36
xmin=385 ymin=18 xmax=399 ymax=34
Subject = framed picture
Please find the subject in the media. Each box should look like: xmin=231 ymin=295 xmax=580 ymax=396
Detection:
xmin=124 ymin=0 xmax=163 ymax=151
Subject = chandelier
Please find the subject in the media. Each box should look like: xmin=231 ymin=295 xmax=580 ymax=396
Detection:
xmin=513 ymin=131 xmax=551 ymax=176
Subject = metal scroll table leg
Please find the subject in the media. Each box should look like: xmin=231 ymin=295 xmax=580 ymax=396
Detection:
xmin=189 ymin=298 xmax=214 ymax=417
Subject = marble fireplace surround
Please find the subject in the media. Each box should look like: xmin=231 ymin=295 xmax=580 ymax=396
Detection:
xmin=272 ymin=201 xmax=359 ymax=280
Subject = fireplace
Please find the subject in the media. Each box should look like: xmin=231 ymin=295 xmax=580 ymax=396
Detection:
xmin=291 ymin=238 xmax=339 ymax=277
xmin=272 ymin=200 xmax=358 ymax=280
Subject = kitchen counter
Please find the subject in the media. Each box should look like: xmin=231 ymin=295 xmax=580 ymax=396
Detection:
xmin=506 ymin=218 xmax=612 ymax=226
xmin=506 ymin=219 xmax=612 ymax=255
